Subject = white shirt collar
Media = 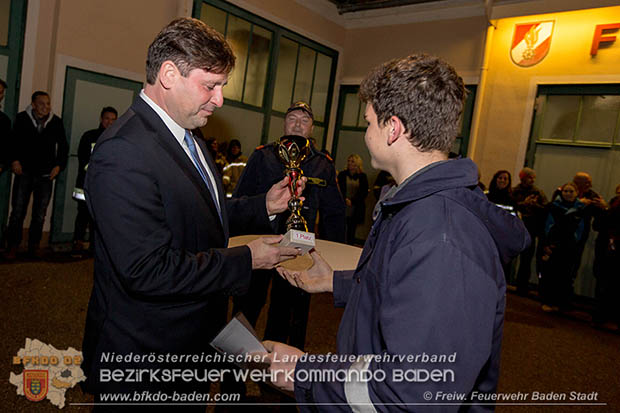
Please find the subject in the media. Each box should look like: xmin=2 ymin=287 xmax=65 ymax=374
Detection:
xmin=140 ymin=89 xmax=187 ymax=145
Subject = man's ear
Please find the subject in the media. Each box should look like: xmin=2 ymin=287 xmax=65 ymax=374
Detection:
xmin=159 ymin=61 xmax=180 ymax=90
xmin=387 ymin=116 xmax=405 ymax=145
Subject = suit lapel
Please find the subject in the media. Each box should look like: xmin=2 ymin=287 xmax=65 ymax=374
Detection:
xmin=130 ymin=98 xmax=225 ymax=236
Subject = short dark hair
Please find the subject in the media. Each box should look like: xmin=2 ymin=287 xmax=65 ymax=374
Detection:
xmin=100 ymin=106 xmax=118 ymax=118
xmin=359 ymin=53 xmax=465 ymax=154
xmin=32 ymin=91 xmax=49 ymax=102
xmin=145 ymin=17 xmax=235 ymax=85
xmin=0 ymin=79 xmax=7 ymax=90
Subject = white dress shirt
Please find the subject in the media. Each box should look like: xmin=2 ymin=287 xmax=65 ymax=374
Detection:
xmin=140 ymin=90 xmax=220 ymax=206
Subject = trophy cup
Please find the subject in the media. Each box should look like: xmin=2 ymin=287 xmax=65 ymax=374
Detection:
xmin=276 ymin=135 xmax=316 ymax=254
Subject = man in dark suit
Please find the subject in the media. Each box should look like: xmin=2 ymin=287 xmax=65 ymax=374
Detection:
xmin=81 ymin=18 xmax=302 ymax=411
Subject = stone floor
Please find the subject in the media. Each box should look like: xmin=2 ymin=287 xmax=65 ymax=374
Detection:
xmin=1 ymin=255 xmax=619 ymax=412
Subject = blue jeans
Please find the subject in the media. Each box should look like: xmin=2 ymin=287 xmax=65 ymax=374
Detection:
xmin=7 ymin=172 xmax=54 ymax=250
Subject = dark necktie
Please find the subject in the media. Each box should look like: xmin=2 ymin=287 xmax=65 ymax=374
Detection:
xmin=184 ymin=130 xmax=222 ymax=220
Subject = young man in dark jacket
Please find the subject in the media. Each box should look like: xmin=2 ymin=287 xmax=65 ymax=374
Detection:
xmin=269 ymin=54 xmax=530 ymax=412
xmin=6 ymin=91 xmax=68 ymax=259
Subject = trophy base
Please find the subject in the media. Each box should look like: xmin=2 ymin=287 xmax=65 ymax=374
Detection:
xmin=280 ymin=229 xmax=316 ymax=254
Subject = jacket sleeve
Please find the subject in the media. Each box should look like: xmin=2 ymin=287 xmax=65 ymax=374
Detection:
xmin=295 ymin=239 xmax=502 ymax=412
xmin=55 ymin=117 xmax=69 ymax=171
xmin=234 ymin=148 xmax=282 ymax=233
xmin=225 ymin=192 xmax=272 ymax=236
xmin=85 ymin=136 xmax=253 ymax=300
xmin=318 ymin=162 xmax=346 ymax=242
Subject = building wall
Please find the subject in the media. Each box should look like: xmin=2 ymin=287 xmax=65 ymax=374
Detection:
xmin=342 ymin=15 xmax=488 ymax=82
xmin=473 ymin=5 xmax=620 ymax=184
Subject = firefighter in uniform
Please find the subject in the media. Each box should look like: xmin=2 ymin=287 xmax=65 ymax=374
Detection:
xmin=232 ymin=101 xmax=346 ymax=349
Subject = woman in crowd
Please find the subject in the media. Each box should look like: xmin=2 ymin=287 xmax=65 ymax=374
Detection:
xmin=487 ymin=170 xmax=516 ymax=209
xmin=338 ymin=154 xmax=368 ymax=245
xmin=222 ymin=139 xmax=247 ymax=197
xmin=487 ymin=170 xmax=518 ymax=280
xmin=538 ymin=182 xmax=587 ymax=312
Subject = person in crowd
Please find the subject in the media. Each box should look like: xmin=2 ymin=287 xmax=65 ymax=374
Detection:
xmin=571 ymin=173 xmax=607 ymax=278
xmin=267 ymin=53 xmax=530 ymax=410
xmin=513 ymin=167 xmax=548 ymax=294
xmin=222 ymin=138 xmax=247 ymax=197
xmin=372 ymin=169 xmax=395 ymax=199
xmin=538 ymin=182 xmax=587 ymax=312
xmin=591 ymin=184 xmax=620 ymax=330
xmin=225 ymin=100 xmax=345 ymax=407
xmin=487 ymin=170 xmax=516 ymax=209
xmin=79 ymin=18 xmax=303 ymax=409
xmin=205 ymin=136 xmax=227 ymax=175
xmin=5 ymin=91 xmax=68 ymax=260
xmin=72 ymin=106 xmax=117 ymax=253
xmin=338 ymin=154 xmax=369 ymax=245
xmin=487 ymin=170 xmax=518 ymax=280
xmin=0 ymin=79 xmax=10 ymax=174
xmin=232 ymin=100 xmax=345 ymax=346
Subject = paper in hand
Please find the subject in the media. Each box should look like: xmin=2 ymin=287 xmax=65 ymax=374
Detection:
xmin=210 ymin=313 xmax=268 ymax=370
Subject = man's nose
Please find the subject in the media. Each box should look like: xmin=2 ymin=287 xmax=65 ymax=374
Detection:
xmin=212 ymin=88 xmax=224 ymax=108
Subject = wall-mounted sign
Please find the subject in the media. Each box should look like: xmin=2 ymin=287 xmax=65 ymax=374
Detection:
xmin=511 ymin=21 xmax=555 ymax=67
xmin=591 ymin=23 xmax=620 ymax=56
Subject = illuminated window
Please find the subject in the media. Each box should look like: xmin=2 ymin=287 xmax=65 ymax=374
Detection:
xmin=198 ymin=1 xmax=338 ymax=148
xmin=533 ymin=85 xmax=620 ymax=147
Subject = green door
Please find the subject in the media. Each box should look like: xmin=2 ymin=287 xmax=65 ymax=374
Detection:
xmin=49 ymin=67 xmax=142 ymax=245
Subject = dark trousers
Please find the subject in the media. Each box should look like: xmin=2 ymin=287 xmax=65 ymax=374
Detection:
xmin=74 ymin=200 xmax=93 ymax=242
xmin=539 ymin=248 xmax=577 ymax=308
xmin=6 ymin=172 xmax=53 ymax=250
xmin=345 ymin=216 xmax=358 ymax=245
xmin=232 ymin=269 xmax=311 ymax=349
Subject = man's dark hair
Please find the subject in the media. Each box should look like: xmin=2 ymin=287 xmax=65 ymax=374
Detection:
xmin=359 ymin=53 xmax=465 ymax=154
xmin=145 ymin=17 xmax=235 ymax=85
xmin=101 ymin=106 xmax=118 ymax=118
xmin=0 ymin=79 xmax=7 ymax=90
xmin=32 ymin=91 xmax=49 ymax=102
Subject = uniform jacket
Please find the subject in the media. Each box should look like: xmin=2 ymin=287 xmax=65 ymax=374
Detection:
xmin=75 ymin=125 xmax=105 ymax=190
xmin=294 ymin=158 xmax=530 ymax=412
xmin=11 ymin=106 xmax=68 ymax=174
xmin=234 ymin=141 xmax=346 ymax=242
xmin=81 ymin=96 xmax=272 ymax=394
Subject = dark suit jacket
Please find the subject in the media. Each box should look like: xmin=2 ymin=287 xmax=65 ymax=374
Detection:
xmin=81 ymin=96 xmax=271 ymax=395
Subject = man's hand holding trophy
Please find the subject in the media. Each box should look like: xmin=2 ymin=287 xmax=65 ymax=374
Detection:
xmin=276 ymin=135 xmax=316 ymax=254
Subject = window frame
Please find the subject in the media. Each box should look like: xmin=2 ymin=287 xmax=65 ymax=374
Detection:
xmin=524 ymin=84 xmax=620 ymax=168
xmin=193 ymin=0 xmax=338 ymax=149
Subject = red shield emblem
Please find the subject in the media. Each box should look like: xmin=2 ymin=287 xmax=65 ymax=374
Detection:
xmin=24 ymin=370 xmax=48 ymax=402
xmin=511 ymin=21 xmax=554 ymax=67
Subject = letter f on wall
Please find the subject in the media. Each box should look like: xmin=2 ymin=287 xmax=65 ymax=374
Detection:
xmin=591 ymin=23 xmax=620 ymax=56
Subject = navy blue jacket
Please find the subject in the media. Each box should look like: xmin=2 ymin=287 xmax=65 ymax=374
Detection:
xmin=294 ymin=158 xmax=530 ymax=412
xmin=234 ymin=141 xmax=346 ymax=242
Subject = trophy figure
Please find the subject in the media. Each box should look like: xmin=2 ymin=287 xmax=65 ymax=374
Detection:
xmin=276 ymin=135 xmax=316 ymax=253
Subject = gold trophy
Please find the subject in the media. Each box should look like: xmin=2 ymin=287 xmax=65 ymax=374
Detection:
xmin=276 ymin=135 xmax=316 ymax=254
